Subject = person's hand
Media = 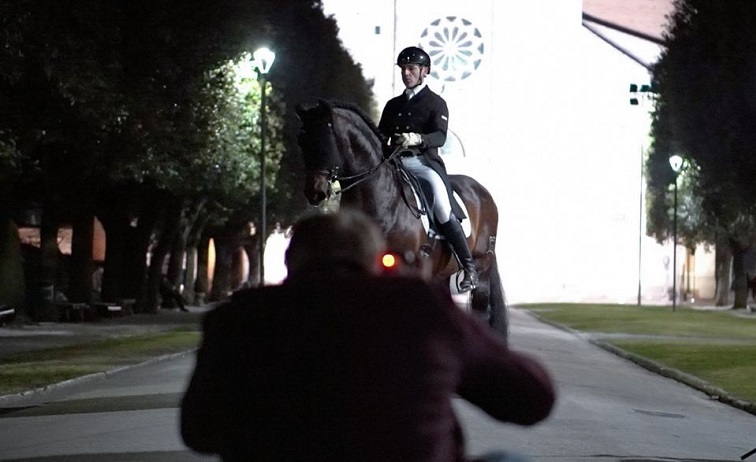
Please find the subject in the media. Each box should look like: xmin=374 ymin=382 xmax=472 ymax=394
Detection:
xmin=395 ymin=132 xmax=422 ymax=147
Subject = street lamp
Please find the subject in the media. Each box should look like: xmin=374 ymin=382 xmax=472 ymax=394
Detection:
xmin=254 ymin=47 xmax=275 ymax=286
xmin=629 ymin=83 xmax=655 ymax=306
xmin=669 ymin=154 xmax=684 ymax=312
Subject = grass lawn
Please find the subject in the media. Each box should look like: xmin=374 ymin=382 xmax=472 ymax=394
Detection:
xmin=519 ymin=303 xmax=756 ymax=403
xmin=0 ymin=330 xmax=200 ymax=396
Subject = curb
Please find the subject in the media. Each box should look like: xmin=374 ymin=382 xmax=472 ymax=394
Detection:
xmin=520 ymin=309 xmax=756 ymax=417
xmin=0 ymin=348 xmax=197 ymax=406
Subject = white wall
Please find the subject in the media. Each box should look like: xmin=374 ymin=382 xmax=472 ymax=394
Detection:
xmin=322 ymin=0 xmax=687 ymax=304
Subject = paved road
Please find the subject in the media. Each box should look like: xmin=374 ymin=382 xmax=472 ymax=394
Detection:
xmin=0 ymin=309 xmax=754 ymax=461
xmin=460 ymin=310 xmax=756 ymax=461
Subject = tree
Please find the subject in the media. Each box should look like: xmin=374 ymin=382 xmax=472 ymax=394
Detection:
xmin=648 ymin=0 xmax=756 ymax=307
xmin=0 ymin=134 xmax=25 ymax=319
xmin=0 ymin=0 xmax=377 ymax=316
xmin=262 ymin=0 xmax=377 ymax=227
xmin=0 ymin=0 xmax=126 ymax=318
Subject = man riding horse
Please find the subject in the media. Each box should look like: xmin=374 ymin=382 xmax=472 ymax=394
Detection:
xmin=378 ymin=46 xmax=478 ymax=292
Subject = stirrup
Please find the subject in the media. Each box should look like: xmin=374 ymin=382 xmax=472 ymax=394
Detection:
xmin=458 ymin=270 xmax=478 ymax=292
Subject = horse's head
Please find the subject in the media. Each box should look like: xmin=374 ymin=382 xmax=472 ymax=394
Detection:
xmin=296 ymin=100 xmax=342 ymax=206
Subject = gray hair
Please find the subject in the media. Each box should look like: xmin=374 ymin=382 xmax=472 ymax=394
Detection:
xmin=285 ymin=208 xmax=387 ymax=276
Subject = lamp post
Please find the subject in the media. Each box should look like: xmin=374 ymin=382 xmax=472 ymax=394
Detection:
xmin=629 ymin=83 xmax=654 ymax=306
xmin=669 ymin=154 xmax=684 ymax=312
xmin=254 ymin=47 xmax=275 ymax=287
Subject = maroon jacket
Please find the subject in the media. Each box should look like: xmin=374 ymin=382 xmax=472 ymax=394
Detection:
xmin=181 ymin=272 xmax=555 ymax=461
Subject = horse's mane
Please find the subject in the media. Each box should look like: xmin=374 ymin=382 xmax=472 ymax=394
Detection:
xmin=327 ymin=100 xmax=388 ymax=144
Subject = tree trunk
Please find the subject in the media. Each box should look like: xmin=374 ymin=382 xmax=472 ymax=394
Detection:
xmin=124 ymin=188 xmax=161 ymax=312
xmin=97 ymin=184 xmax=142 ymax=305
xmin=165 ymin=198 xmax=206 ymax=304
xmin=184 ymin=245 xmax=198 ymax=305
xmin=69 ymin=210 xmax=94 ymax=304
xmin=164 ymin=226 xmax=185 ymax=309
xmin=208 ymin=234 xmax=234 ymax=302
xmin=0 ymin=176 xmax=26 ymax=321
xmin=244 ymin=236 xmax=260 ymax=288
xmin=194 ymin=234 xmax=210 ymax=305
xmin=100 ymin=216 xmax=126 ymax=303
xmin=0 ymin=217 xmax=26 ymax=321
xmin=714 ymin=246 xmax=733 ymax=307
xmin=183 ymin=208 xmax=210 ymax=306
xmin=208 ymin=222 xmax=248 ymax=302
xmin=730 ymin=240 xmax=749 ymax=309
xmin=37 ymin=209 xmax=60 ymax=321
xmin=146 ymin=197 xmax=184 ymax=313
xmin=231 ymin=246 xmax=245 ymax=290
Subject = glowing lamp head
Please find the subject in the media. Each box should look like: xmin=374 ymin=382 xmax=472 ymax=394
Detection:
xmin=253 ymin=47 xmax=276 ymax=75
xmin=669 ymin=154 xmax=684 ymax=173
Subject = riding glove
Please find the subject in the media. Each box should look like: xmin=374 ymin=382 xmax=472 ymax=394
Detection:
xmin=395 ymin=132 xmax=423 ymax=148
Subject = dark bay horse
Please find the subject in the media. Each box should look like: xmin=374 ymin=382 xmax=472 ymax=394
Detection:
xmin=295 ymin=100 xmax=507 ymax=338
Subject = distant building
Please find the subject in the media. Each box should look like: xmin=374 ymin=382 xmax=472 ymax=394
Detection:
xmin=321 ymin=0 xmax=713 ymax=304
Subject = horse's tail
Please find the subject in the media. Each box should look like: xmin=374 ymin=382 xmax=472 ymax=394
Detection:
xmin=488 ymin=255 xmax=509 ymax=341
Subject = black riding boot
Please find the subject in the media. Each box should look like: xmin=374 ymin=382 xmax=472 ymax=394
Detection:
xmin=438 ymin=219 xmax=478 ymax=292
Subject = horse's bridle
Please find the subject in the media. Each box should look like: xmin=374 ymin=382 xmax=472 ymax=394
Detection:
xmin=312 ymin=120 xmax=404 ymax=196
xmin=305 ymin=121 xmax=424 ymax=218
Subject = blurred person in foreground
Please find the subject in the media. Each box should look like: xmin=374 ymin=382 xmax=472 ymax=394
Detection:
xmin=181 ymin=208 xmax=555 ymax=461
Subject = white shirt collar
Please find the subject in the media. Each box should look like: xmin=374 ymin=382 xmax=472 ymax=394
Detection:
xmin=404 ymin=83 xmax=427 ymax=99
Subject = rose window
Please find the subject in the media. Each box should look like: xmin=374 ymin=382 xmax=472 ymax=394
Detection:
xmin=419 ymin=17 xmax=484 ymax=82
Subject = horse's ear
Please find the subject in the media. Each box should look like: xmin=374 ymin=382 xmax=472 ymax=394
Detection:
xmin=295 ymin=104 xmax=307 ymax=119
xmin=295 ymin=101 xmax=326 ymax=120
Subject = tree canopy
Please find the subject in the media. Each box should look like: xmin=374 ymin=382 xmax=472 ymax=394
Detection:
xmin=0 ymin=0 xmax=376 ymax=315
xmin=0 ymin=0 xmax=375 ymax=223
xmin=648 ymin=0 xmax=756 ymax=305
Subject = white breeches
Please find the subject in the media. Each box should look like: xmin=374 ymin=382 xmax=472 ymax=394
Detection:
xmin=400 ymin=156 xmax=452 ymax=224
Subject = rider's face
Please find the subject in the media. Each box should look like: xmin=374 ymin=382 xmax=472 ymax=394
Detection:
xmin=399 ymin=64 xmax=428 ymax=89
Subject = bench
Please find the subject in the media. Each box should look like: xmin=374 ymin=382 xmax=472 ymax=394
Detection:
xmin=118 ymin=298 xmax=136 ymax=315
xmin=0 ymin=306 xmax=15 ymax=326
xmin=56 ymin=303 xmax=92 ymax=322
xmin=92 ymin=302 xmax=123 ymax=318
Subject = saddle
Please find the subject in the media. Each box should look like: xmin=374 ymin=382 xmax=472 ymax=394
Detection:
xmin=393 ymin=161 xmax=438 ymax=231
xmin=393 ymin=160 xmax=467 ymax=237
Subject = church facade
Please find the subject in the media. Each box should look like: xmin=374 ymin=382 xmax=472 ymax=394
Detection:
xmin=322 ymin=0 xmax=715 ymax=304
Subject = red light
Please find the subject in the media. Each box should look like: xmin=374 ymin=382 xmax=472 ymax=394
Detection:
xmin=381 ymin=253 xmax=397 ymax=269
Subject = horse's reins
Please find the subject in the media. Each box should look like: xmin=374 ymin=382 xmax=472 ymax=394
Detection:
xmin=327 ymin=145 xmax=403 ymax=194
xmin=325 ymin=145 xmax=425 ymax=219
xmin=311 ymin=117 xmax=425 ymax=218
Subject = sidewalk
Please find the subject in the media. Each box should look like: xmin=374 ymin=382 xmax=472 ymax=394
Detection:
xmin=684 ymin=295 xmax=756 ymax=315
xmin=4 ymin=307 xmax=754 ymax=461
xmin=523 ymin=302 xmax=756 ymax=418
xmin=0 ymin=306 xmax=210 ymax=359
xmin=3 ymin=298 xmax=750 ymax=359
xmin=3 ymin=301 xmax=755 ymax=417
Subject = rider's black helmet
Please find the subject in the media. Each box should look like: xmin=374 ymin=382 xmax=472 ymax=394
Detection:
xmin=397 ymin=46 xmax=431 ymax=69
